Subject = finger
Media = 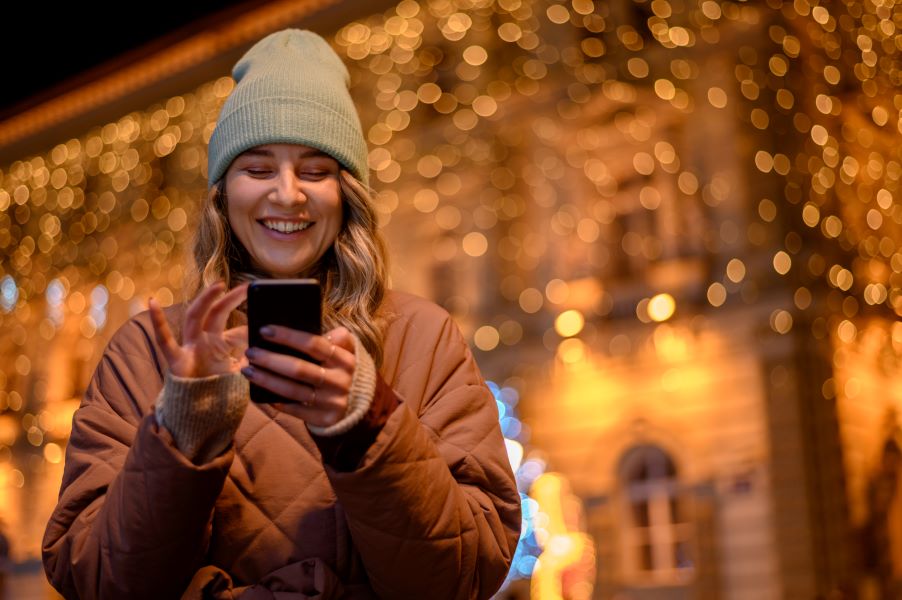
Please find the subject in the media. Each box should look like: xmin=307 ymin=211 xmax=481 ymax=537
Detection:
xmin=320 ymin=327 xmax=355 ymax=371
xmin=183 ymin=282 xmax=226 ymax=343
xmin=205 ymin=283 xmax=249 ymax=333
xmin=253 ymin=375 xmax=346 ymax=427
xmin=324 ymin=326 xmax=355 ymax=353
xmin=242 ymin=365 xmax=320 ymax=405
xmin=148 ymin=297 xmax=181 ymax=365
xmin=260 ymin=326 xmax=355 ymax=369
xmin=222 ymin=325 xmax=249 ymax=351
xmin=245 ymin=348 xmax=351 ymax=391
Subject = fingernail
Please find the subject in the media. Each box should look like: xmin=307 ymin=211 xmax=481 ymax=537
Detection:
xmin=245 ymin=347 xmax=258 ymax=359
xmin=260 ymin=326 xmax=275 ymax=337
xmin=241 ymin=366 xmax=255 ymax=378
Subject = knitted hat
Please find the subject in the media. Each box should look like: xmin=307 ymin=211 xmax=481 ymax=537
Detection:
xmin=207 ymin=29 xmax=369 ymax=188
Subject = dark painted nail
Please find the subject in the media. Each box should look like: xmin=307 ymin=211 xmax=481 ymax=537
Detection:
xmin=260 ymin=326 xmax=275 ymax=337
xmin=245 ymin=347 xmax=258 ymax=359
xmin=241 ymin=366 xmax=255 ymax=378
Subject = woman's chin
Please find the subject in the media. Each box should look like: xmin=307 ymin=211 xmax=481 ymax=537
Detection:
xmin=251 ymin=258 xmax=309 ymax=279
xmin=250 ymin=248 xmax=325 ymax=279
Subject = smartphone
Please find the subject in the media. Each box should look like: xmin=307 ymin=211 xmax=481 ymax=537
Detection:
xmin=246 ymin=279 xmax=322 ymax=404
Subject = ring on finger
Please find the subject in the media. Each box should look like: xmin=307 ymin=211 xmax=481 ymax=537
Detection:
xmin=327 ymin=344 xmax=336 ymax=361
xmin=301 ymin=385 xmax=316 ymax=407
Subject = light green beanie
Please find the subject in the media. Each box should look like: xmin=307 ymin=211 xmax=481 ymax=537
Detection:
xmin=207 ymin=29 xmax=369 ymax=188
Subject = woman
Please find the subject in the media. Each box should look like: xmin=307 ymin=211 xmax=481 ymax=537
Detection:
xmin=43 ymin=29 xmax=521 ymax=599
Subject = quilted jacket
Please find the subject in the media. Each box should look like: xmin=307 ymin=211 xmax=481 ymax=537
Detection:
xmin=43 ymin=290 xmax=521 ymax=599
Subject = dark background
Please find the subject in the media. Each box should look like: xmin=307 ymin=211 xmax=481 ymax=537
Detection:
xmin=0 ymin=1 xmax=259 ymax=120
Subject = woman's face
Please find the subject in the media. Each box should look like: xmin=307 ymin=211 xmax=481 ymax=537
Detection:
xmin=224 ymin=143 xmax=343 ymax=278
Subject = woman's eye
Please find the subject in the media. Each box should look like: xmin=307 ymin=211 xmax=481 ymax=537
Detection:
xmin=246 ymin=168 xmax=272 ymax=177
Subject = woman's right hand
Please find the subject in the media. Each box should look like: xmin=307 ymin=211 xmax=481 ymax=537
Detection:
xmin=148 ymin=281 xmax=250 ymax=378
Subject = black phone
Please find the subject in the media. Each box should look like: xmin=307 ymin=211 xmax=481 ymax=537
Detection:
xmin=246 ymin=279 xmax=322 ymax=404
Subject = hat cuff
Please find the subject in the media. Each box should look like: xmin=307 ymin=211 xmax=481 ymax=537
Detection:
xmin=208 ymin=95 xmax=369 ymax=188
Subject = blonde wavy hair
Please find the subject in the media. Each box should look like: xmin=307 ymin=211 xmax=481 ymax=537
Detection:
xmin=185 ymin=170 xmax=389 ymax=366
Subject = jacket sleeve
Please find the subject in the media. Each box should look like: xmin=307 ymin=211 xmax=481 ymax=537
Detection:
xmin=325 ymin=310 xmax=521 ymax=600
xmin=42 ymin=315 xmax=234 ymax=600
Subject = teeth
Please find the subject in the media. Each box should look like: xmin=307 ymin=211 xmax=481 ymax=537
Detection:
xmin=262 ymin=220 xmax=312 ymax=233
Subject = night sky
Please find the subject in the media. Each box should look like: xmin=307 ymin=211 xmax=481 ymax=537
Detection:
xmin=0 ymin=1 xmax=257 ymax=120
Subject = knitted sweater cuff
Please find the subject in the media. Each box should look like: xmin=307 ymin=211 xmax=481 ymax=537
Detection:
xmin=154 ymin=370 xmax=249 ymax=464
xmin=306 ymin=335 xmax=376 ymax=437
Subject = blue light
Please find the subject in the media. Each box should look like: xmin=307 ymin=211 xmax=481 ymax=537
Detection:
xmin=89 ymin=285 xmax=109 ymax=329
xmin=91 ymin=285 xmax=109 ymax=306
xmin=501 ymin=416 xmax=522 ymax=439
xmin=518 ymin=423 xmax=531 ymax=444
xmin=500 ymin=386 xmax=519 ymax=406
xmin=520 ymin=518 xmax=534 ymax=539
xmin=518 ymin=459 xmax=546 ymax=487
xmin=46 ymin=279 xmax=66 ymax=326
xmin=1 ymin=276 xmax=18 ymax=313
xmin=496 ymin=399 xmax=506 ymax=420
xmin=514 ymin=555 xmax=538 ymax=577
xmin=46 ymin=279 xmax=65 ymax=306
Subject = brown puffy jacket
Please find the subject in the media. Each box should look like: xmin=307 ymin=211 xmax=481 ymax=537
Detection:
xmin=43 ymin=290 xmax=521 ymax=599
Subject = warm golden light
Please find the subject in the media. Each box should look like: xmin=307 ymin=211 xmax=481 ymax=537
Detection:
xmin=557 ymin=338 xmax=586 ymax=364
xmin=648 ymin=293 xmax=676 ymax=322
xmin=462 ymin=232 xmax=488 ymax=257
xmin=707 ymin=86 xmax=727 ymax=108
xmin=554 ymin=310 xmax=585 ymax=338
xmin=773 ymin=251 xmax=792 ymax=275
xmin=43 ymin=442 xmax=63 ymax=464
xmin=530 ymin=472 xmax=595 ymax=600
xmin=837 ymin=320 xmax=858 ymax=343
xmin=653 ymin=324 xmax=689 ymax=362
xmin=520 ymin=288 xmax=544 ymax=314
xmin=726 ymin=259 xmax=746 ymax=283
xmin=474 ymin=325 xmax=500 ymax=351
xmin=545 ymin=279 xmax=569 ymax=304
xmin=770 ymin=310 xmax=793 ymax=335
xmin=707 ymin=282 xmax=727 ymax=307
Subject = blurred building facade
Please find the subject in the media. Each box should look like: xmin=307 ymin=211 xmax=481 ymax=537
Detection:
xmin=0 ymin=0 xmax=899 ymax=599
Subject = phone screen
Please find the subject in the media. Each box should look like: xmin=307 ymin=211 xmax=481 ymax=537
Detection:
xmin=246 ymin=279 xmax=322 ymax=404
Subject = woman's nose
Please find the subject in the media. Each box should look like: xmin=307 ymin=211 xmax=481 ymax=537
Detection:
xmin=272 ymin=169 xmax=306 ymax=205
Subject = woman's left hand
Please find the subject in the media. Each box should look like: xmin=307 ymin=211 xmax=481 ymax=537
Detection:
xmin=242 ymin=326 xmax=357 ymax=428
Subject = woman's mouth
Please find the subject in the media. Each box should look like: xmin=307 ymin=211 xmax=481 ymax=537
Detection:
xmin=259 ymin=219 xmax=313 ymax=233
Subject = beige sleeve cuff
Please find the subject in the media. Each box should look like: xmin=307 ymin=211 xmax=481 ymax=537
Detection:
xmin=154 ymin=370 xmax=249 ymax=464
xmin=306 ymin=335 xmax=377 ymax=438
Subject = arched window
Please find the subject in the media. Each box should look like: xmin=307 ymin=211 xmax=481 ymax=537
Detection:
xmin=864 ymin=429 xmax=902 ymax=597
xmin=618 ymin=444 xmax=694 ymax=582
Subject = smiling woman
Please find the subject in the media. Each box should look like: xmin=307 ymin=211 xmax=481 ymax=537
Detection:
xmin=42 ymin=28 xmax=520 ymax=600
